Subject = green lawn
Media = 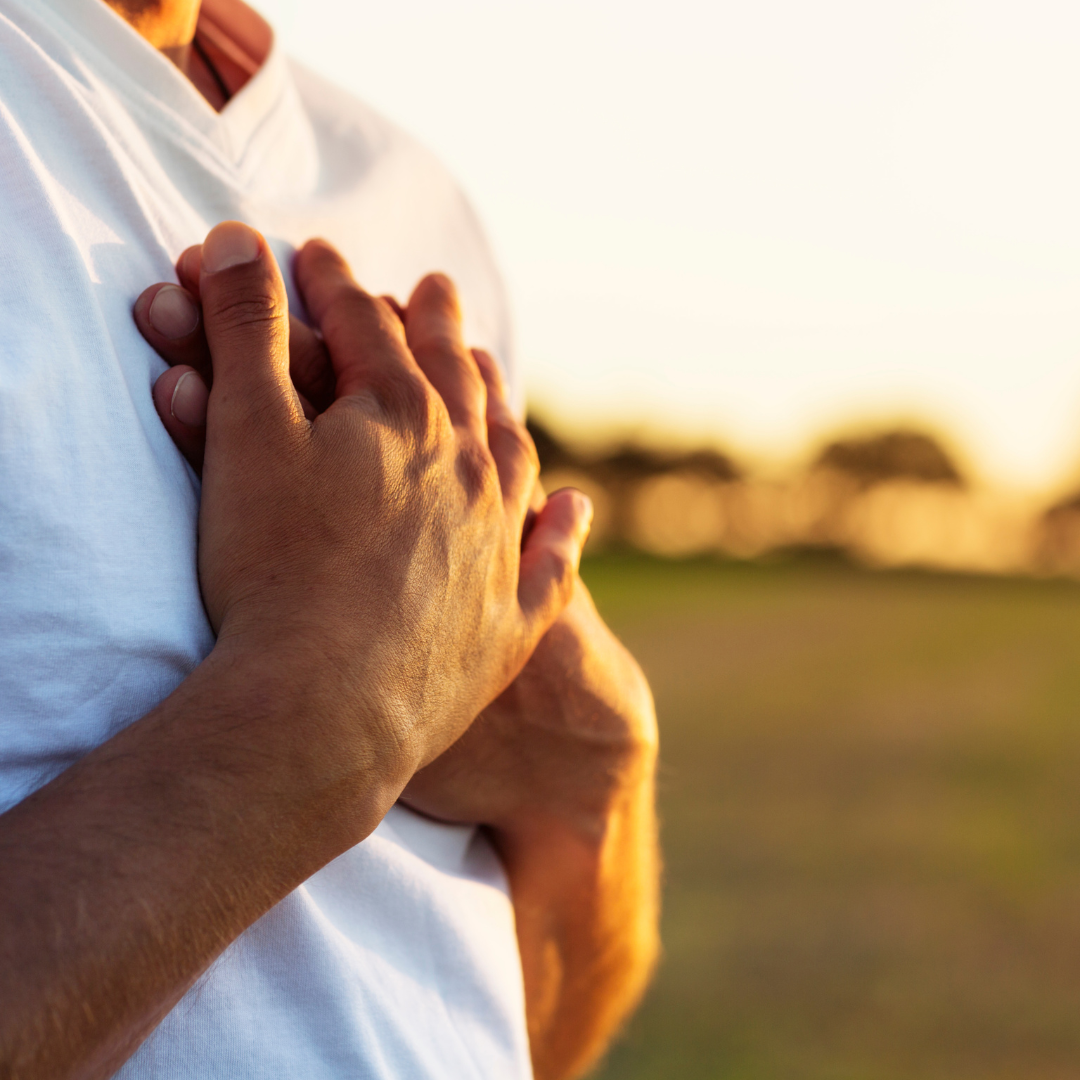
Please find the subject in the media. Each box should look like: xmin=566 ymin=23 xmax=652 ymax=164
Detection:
xmin=580 ymin=553 xmax=1080 ymax=1080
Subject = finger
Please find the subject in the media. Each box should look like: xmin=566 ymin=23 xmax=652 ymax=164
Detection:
xmin=137 ymin=281 xmax=327 ymax=415
xmin=404 ymin=274 xmax=487 ymax=443
xmin=198 ymin=221 xmax=305 ymax=443
xmin=177 ymin=245 xmax=202 ymax=297
xmin=379 ymin=294 xmax=405 ymax=323
xmin=519 ymin=478 xmax=545 ymax=547
xmin=288 ymin=316 xmax=335 ymax=413
xmin=517 ymin=487 xmax=593 ymax=633
xmin=471 ymin=344 xmax=508 ymax=401
xmin=472 ymin=348 xmax=539 ymax=518
xmin=186 ymin=240 xmax=334 ymax=409
xmin=136 ymin=285 xmax=326 ymax=418
xmin=133 ymin=283 xmax=212 ymax=383
xmin=293 ymin=238 xmax=426 ymax=405
xmin=152 ymin=365 xmax=207 ymax=475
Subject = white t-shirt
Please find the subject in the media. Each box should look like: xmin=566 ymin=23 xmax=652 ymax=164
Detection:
xmin=0 ymin=0 xmax=532 ymax=1076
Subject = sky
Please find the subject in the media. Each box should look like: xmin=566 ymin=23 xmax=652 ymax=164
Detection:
xmin=255 ymin=0 xmax=1080 ymax=492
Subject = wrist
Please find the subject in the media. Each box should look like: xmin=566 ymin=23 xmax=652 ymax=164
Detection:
xmin=177 ymin=636 xmax=411 ymax=875
xmin=491 ymin=723 xmax=658 ymax=854
xmin=0 ymin=631 xmax=408 ymax=1078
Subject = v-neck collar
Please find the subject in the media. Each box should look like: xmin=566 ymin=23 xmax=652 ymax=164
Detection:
xmin=21 ymin=0 xmax=293 ymax=173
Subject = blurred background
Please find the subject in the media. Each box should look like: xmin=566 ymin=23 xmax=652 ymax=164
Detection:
xmin=258 ymin=1 xmax=1080 ymax=1075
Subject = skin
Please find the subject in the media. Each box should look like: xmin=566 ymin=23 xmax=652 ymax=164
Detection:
xmin=7 ymin=0 xmax=662 ymax=1075
xmin=0 ymin=220 xmax=594 ymax=1076
xmin=138 ymin=241 xmax=661 ymax=1080
xmin=105 ymin=0 xmax=241 ymax=110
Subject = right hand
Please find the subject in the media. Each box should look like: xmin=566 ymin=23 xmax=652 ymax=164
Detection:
xmin=168 ymin=222 xmax=591 ymax=830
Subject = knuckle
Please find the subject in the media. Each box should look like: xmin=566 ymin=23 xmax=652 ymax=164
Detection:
xmin=412 ymin=335 xmax=469 ymax=370
xmin=544 ymin=545 xmax=576 ymax=599
xmin=208 ymin=289 xmax=284 ymax=334
xmin=384 ymin=372 xmax=441 ymax=436
xmin=455 ymin=440 xmax=496 ymax=499
xmin=324 ymin=290 xmax=406 ymax=347
xmin=408 ymin=381 xmax=440 ymax=437
xmin=492 ymin=417 xmax=539 ymax=472
xmin=324 ymin=288 xmax=378 ymax=332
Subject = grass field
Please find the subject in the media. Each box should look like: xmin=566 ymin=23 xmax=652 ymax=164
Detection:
xmin=580 ymin=553 xmax=1080 ymax=1080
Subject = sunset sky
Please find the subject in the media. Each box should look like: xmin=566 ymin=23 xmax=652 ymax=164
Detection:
xmin=257 ymin=0 xmax=1080 ymax=493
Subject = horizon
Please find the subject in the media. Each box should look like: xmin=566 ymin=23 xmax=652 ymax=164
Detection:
xmin=255 ymin=0 xmax=1080 ymax=495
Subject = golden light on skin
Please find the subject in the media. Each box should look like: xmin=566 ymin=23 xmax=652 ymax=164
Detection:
xmin=103 ymin=0 xmax=255 ymax=111
xmin=104 ymin=0 xmax=199 ymax=49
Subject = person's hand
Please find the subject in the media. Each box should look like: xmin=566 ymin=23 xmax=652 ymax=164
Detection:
xmin=134 ymin=222 xmax=592 ymax=844
xmin=134 ymin=239 xmax=660 ymax=1080
xmin=398 ymin=355 xmax=657 ymax=839
xmin=133 ymin=240 xmax=340 ymax=475
xmin=134 ymin=243 xmax=650 ymax=836
xmin=402 ymin=574 xmax=656 ymax=832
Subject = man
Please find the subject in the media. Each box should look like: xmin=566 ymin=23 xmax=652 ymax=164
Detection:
xmin=0 ymin=0 xmax=658 ymax=1077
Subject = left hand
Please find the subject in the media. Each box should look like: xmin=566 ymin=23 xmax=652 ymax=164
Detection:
xmin=398 ymin=353 xmax=657 ymax=837
xmin=401 ymin=568 xmax=656 ymax=839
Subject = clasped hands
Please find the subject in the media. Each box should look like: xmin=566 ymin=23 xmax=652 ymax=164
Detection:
xmin=133 ymin=221 xmax=656 ymax=851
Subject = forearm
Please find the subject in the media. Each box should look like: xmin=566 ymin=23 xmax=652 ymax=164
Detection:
xmin=494 ymin=740 xmax=660 ymax=1080
xmin=0 ymin=642 xmax=391 ymax=1080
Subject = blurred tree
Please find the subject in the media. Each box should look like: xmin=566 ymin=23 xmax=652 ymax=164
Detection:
xmin=813 ymin=430 xmax=964 ymax=488
xmin=525 ymin=416 xmax=579 ymax=473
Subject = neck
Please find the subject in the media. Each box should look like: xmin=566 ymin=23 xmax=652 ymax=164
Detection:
xmin=103 ymin=0 xmax=258 ymax=111
xmin=104 ymin=0 xmax=200 ymax=49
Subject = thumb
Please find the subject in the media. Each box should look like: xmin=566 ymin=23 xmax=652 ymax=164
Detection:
xmin=517 ymin=487 xmax=594 ymax=633
xmin=198 ymin=222 xmax=305 ymax=446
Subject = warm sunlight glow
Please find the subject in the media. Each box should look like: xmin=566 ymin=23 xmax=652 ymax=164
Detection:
xmin=258 ymin=0 xmax=1080 ymax=492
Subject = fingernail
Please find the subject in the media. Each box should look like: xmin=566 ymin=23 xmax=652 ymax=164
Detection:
xmin=170 ymin=371 xmax=208 ymax=428
xmin=574 ymin=491 xmax=594 ymax=532
xmin=148 ymin=285 xmax=199 ymax=339
xmin=202 ymin=222 xmax=261 ymax=274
